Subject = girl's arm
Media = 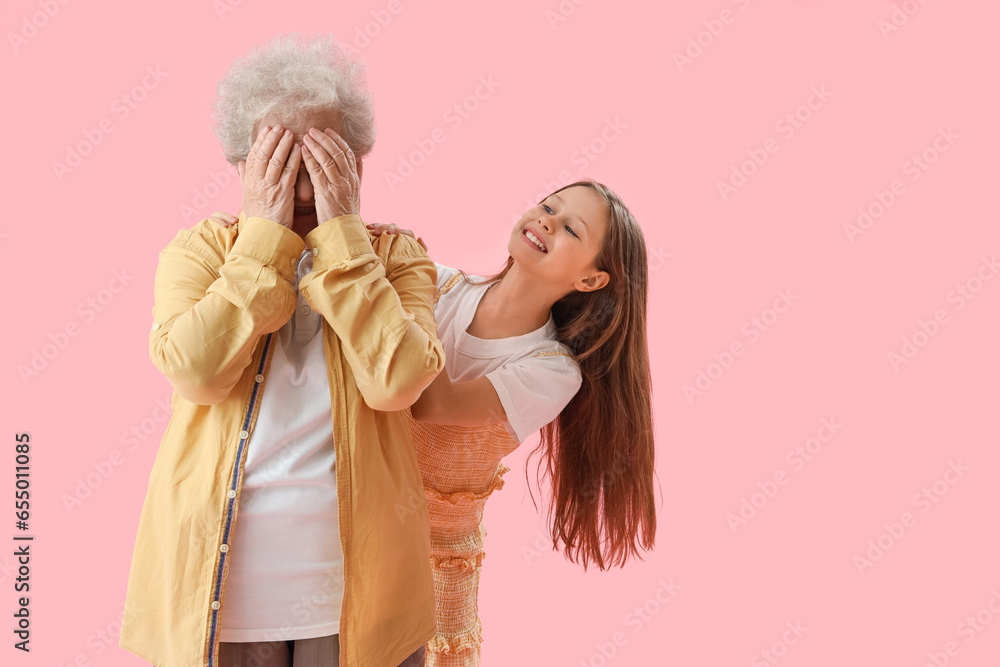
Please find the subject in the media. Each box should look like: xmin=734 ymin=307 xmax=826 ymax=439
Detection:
xmin=410 ymin=370 xmax=508 ymax=427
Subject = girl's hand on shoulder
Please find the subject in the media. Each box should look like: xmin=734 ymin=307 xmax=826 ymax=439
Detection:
xmin=365 ymin=222 xmax=428 ymax=252
xmin=209 ymin=211 xmax=238 ymax=228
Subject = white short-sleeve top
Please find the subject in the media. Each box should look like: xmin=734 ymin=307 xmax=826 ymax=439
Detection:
xmin=432 ymin=262 xmax=583 ymax=443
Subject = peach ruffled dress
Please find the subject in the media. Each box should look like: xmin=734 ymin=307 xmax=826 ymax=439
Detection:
xmin=408 ymin=266 xmax=582 ymax=666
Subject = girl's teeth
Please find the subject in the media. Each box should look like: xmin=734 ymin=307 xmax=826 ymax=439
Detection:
xmin=526 ymin=231 xmax=545 ymax=251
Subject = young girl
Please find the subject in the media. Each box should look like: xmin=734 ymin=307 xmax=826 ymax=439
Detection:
xmin=211 ymin=179 xmax=656 ymax=666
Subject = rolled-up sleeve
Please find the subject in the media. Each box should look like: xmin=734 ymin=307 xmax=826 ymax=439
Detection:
xmin=299 ymin=214 xmax=445 ymax=411
xmin=149 ymin=215 xmax=304 ymax=405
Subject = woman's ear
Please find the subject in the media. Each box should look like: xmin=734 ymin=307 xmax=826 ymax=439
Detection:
xmin=357 ymin=158 xmax=364 ymax=183
xmin=237 ymin=161 xmax=245 ymax=179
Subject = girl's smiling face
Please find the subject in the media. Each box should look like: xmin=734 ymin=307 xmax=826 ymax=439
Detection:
xmin=509 ymin=185 xmax=611 ymax=296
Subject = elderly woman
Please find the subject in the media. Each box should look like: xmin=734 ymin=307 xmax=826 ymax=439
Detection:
xmin=119 ymin=34 xmax=442 ymax=667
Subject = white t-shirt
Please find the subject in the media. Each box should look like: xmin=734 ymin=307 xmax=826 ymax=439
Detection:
xmin=433 ymin=262 xmax=583 ymax=443
xmin=219 ymin=248 xmax=343 ymax=642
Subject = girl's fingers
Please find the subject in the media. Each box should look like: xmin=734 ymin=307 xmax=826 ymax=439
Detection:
xmin=209 ymin=211 xmax=238 ymax=226
xmin=365 ymin=223 xmax=395 ymax=236
xmin=366 ymin=223 xmax=427 ymax=250
xmin=209 ymin=211 xmax=239 ymax=228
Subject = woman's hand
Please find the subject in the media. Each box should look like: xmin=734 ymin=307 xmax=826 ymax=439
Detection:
xmin=237 ymin=124 xmax=301 ymax=229
xmin=301 ymin=127 xmax=360 ymax=222
xmin=365 ymin=222 xmax=428 ymax=252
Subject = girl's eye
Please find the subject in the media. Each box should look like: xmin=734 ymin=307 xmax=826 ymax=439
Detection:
xmin=566 ymin=225 xmax=578 ymax=238
xmin=543 ymin=204 xmax=554 ymax=214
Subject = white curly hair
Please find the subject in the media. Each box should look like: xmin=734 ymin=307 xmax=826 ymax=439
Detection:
xmin=212 ymin=33 xmax=377 ymax=165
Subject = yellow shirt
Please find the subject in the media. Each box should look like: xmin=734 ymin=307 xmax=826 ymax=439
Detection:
xmin=119 ymin=211 xmax=444 ymax=667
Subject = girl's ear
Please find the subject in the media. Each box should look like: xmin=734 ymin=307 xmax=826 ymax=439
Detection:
xmin=576 ymin=270 xmax=610 ymax=293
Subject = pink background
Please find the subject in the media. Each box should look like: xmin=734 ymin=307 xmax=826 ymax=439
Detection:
xmin=3 ymin=0 xmax=999 ymax=665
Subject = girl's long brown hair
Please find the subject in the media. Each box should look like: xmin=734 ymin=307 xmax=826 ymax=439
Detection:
xmin=461 ymin=179 xmax=656 ymax=570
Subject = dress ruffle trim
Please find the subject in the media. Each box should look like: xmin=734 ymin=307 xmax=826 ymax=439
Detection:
xmin=426 ymin=621 xmax=483 ymax=654
xmin=431 ymin=551 xmax=485 ymax=570
xmin=425 ymin=463 xmax=510 ymax=505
